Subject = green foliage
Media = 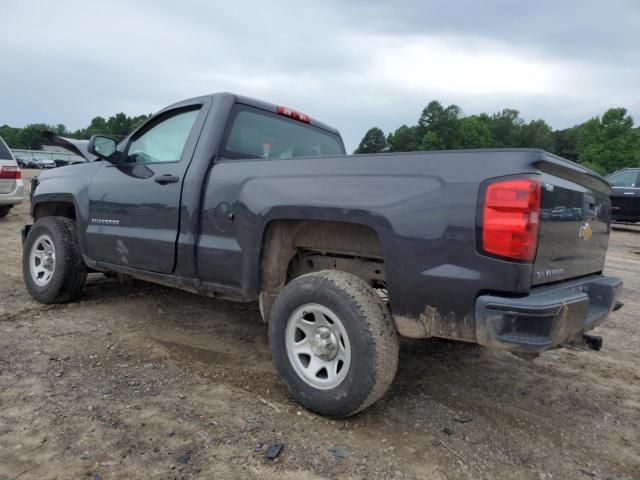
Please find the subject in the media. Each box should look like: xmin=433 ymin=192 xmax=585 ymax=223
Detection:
xmin=518 ymin=119 xmax=554 ymax=151
xmin=1 ymin=113 xmax=152 ymax=150
xmin=553 ymin=126 xmax=580 ymax=162
xmin=73 ymin=113 xmax=151 ymax=139
xmin=576 ymin=108 xmax=640 ymax=173
xmin=3 ymin=102 xmax=639 ymax=176
xmin=420 ymin=131 xmax=440 ymax=151
xmin=457 ymin=115 xmax=492 ymax=149
xmin=0 ymin=123 xmax=59 ymax=150
xmin=488 ymin=108 xmax=524 ymax=147
xmin=354 ymin=127 xmax=387 ymax=153
xmin=387 ymin=125 xmax=420 ymax=152
xmin=417 ymin=101 xmax=462 ymax=150
xmin=355 ymin=102 xmax=640 ymax=174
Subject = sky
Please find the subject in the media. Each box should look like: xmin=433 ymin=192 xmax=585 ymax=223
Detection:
xmin=1 ymin=0 xmax=639 ymax=151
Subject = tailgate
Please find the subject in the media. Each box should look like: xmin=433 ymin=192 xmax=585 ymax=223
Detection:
xmin=533 ymin=160 xmax=611 ymax=286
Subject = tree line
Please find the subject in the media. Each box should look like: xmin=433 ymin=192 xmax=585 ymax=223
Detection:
xmin=2 ymin=102 xmax=639 ymax=175
xmin=0 ymin=113 xmax=151 ymax=151
xmin=355 ymin=101 xmax=640 ymax=175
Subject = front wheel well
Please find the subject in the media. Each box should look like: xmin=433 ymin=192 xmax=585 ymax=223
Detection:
xmin=33 ymin=201 xmax=76 ymax=221
xmin=259 ymin=220 xmax=385 ymax=321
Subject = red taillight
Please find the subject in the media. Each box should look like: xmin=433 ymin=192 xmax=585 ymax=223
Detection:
xmin=277 ymin=105 xmax=310 ymax=123
xmin=481 ymin=178 xmax=541 ymax=261
xmin=0 ymin=166 xmax=21 ymax=180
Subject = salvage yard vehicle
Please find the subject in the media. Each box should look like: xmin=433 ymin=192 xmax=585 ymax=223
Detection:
xmin=21 ymin=93 xmax=624 ymax=417
xmin=607 ymin=168 xmax=640 ymax=223
xmin=32 ymin=156 xmax=56 ymax=169
xmin=0 ymin=136 xmax=24 ymax=218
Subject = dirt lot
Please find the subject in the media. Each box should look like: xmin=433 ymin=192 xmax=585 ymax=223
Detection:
xmin=0 ymin=170 xmax=638 ymax=480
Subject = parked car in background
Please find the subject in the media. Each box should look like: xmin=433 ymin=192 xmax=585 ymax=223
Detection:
xmin=29 ymin=158 xmax=44 ymax=169
xmin=606 ymin=168 xmax=640 ymax=223
xmin=32 ymin=157 xmax=56 ymax=169
xmin=25 ymin=157 xmax=41 ymax=169
xmin=53 ymin=158 xmax=84 ymax=168
xmin=0 ymin=136 xmax=24 ymax=217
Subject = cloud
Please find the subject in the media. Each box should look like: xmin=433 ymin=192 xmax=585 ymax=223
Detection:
xmin=1 ymin=0 xmax=638 ymax=151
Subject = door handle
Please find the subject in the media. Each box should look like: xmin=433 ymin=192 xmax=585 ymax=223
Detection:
xmin=154 ymin=174 xmax=179 ymax=185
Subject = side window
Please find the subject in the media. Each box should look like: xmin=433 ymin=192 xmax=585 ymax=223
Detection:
xmin=126 ymin=109 xmax=199 ymax=164
xmin=608 ymin=171 xmax=639 ymax=188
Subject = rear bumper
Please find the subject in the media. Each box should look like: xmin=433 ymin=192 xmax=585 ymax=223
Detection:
xmin=0 ymin=180 xmax=25 ymax=205
xmin=475 ymin=275 xmax=623 ymax=353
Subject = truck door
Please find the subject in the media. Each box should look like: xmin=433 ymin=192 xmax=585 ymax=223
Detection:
xmin=86 ymin=101 xmax=209 ymax=273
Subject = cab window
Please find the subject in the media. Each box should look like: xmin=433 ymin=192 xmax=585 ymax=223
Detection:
xmin=221 ymin=105 xmax=344 ymax=160
xmin=126 ymin=109 xmax=199 ymax=164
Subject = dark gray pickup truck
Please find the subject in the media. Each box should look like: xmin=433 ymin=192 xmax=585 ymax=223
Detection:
xmin=22 ymin=93 xmax=623 ymax=417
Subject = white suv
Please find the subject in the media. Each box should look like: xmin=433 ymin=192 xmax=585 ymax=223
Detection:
xmin=0 ymin=136 xmax=25 ymax=218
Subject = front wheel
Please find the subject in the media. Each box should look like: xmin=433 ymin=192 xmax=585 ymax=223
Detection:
xmin=23 ymin=216 xmax=87 ymax=304
xmin=268 ymin=270 xmax=399 ymax=417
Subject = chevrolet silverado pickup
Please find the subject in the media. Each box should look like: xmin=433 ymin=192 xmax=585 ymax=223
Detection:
xmin=22 ymin=93 xmax=623 ymax=417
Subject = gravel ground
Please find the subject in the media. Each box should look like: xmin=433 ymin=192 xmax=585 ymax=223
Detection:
xmin=0 ymin=170 xmax=638 ymax=479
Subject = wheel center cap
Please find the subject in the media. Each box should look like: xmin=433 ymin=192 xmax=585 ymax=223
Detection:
xmin=43 ymin=253 xmax=54 ymax=269
xmin=309 ymin=326 xmax=339 ymax=361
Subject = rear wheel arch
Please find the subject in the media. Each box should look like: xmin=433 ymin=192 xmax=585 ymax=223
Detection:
xmin=258 ymin=219 xmax=386 ymax=321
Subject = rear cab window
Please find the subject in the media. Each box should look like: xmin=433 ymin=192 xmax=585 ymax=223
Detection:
xmin=220 ymin=105 xmax=344 ymax=160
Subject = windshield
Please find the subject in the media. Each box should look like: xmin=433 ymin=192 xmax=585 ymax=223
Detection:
xmin=221 ymin=105 xmax=344 ymax=160
xmin=607 ymin=170 xmax=639 ymax=188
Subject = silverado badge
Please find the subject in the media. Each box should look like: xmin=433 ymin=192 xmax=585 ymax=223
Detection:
xmin=578 ymin=222 xmax=593 ymax=241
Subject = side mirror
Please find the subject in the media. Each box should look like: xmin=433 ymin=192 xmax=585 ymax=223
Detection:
xmin=88 ymin=135 xmax=118 ymax=161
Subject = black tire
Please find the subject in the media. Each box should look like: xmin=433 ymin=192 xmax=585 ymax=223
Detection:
xmin=268 ymin=270 xmax=399 ymax=417
xmin=0 ymin=206 xmax=11 ymax=218
xmin=23 ymin=216 xmax=87 ymax=304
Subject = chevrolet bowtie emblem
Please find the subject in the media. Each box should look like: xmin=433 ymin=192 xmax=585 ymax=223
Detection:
xmin=578 ymin=222 xmax=593 ymax=241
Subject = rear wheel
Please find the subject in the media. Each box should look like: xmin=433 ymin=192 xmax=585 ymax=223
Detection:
xmin=0 ymin=206 xmax=11 ymax=218
xmin=23 ymin=216 xmax=87 ymax=304
xmin=268 ymin=270 xmax=399 ymax=417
